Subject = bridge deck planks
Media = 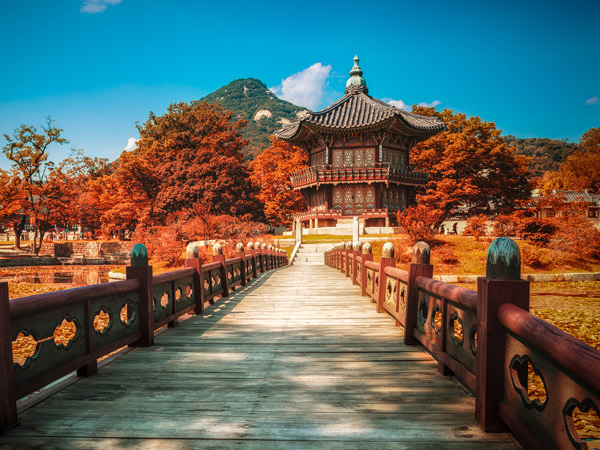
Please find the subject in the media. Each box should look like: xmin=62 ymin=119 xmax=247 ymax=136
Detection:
xmin=1 ymin=265 xmax=520 ymax=449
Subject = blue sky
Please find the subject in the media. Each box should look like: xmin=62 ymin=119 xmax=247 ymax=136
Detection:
xmin=1 ymin=0 xmax=599 ymax=170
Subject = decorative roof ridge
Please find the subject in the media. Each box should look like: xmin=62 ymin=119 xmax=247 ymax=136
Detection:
xmin=308 ymin=94 xmax=353 ymax=117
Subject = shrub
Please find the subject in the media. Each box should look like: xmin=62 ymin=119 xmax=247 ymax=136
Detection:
xmin=436 ymin=244 xmax=458 ymax=264
xmin=396 ymin=206 xmax=442 ymax=245
xmin=462 ymin=215 xmax=488 ymax=241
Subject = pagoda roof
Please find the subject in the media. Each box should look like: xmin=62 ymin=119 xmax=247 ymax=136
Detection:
xmin=274 ymin=92 xmax=446 ymax=143
xmin=274 ymin=56 xmax=446 ymax=144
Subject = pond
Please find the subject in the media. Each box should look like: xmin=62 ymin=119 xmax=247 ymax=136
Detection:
xmin=0 ymin=266 xmax=118 ymax=287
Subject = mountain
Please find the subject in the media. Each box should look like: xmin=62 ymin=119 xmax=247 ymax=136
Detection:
xmin=503 ymin=135 xmax=578 ymax=180
xmin=201 ymin=78 xmax=306 ymax=160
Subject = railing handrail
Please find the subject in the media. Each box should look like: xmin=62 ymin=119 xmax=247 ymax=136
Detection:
xmin=416 ymin=276 xmax=478 ymax=310
xmin=323 ymin=237 xmax=600 ymax=448
xmin=498 ymin=303 xmax=600 ymax=393
xmin=9 ymin=279 xmax=142 ymax=320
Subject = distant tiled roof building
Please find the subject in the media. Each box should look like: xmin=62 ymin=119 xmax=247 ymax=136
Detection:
xmin=275 ymin=56 xmax=446 ymax=229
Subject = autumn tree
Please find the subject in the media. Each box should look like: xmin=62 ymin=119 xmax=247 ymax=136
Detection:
xmin=250 ymin=137 xmax=308 ymax=226
xmin=537 ymin=126 xmax=600 ymax=194
xmin=410 ymin=107 xmax=531 ymax=224
xmin=133 ymin=101 xmax=262 ymax=223
xmin=2 ymin=118 xmax=69 ymax=254
xmin=0 ymin=169 xmax=28 ymax=248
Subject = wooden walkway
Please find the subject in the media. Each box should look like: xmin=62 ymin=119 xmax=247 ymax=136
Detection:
xmin=1 ymin=265 xmax=520 ymax=449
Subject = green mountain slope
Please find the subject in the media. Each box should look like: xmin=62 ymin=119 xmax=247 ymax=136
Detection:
xmin=503 ymin=135 xmax=577 ymax=180
xmin=201 ymin=78 xmax=306 ymax=160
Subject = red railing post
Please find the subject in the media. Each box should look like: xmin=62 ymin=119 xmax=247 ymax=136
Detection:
xmin=476 ymin=237 xmax=529 ymax=431
xmin=352 ymin=241 xmax=360 ymax=285
xmin=0 ymin=282 xmax=18 ymax=434
xmin=360 ymin=242 xmax=373 ymax=296
xmin=345 ymin=242 xmax=352 ymax=278
xmin=212 ymin=243 xmax=229 ymax=298
xmin=235 ymin=242 xmax=247 ymax=287
xmin=184 ymin=243 xmax=204 ymax=314
xmin=126 ymin=244 xmax=154 ymax=347
xmin=377 ymin=242 xmax=395 ymax=313
xmin=248 ymin=242 xmax=258 ymax=278
xmin=405 ymin=242 xmax=433 ymax=346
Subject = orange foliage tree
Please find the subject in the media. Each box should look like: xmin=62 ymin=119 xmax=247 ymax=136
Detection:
xmin=537 ymin=126 xmax=600 ymax=194
xmin=250 ymin=137 xmax=308 ymax=226
xmin=462 ymin=215 xmax=489 ymax=241
xmin=410 ymin=107 xmax=531 ymax=224
xmin=2 ymin=118 xmax=69 ymax=254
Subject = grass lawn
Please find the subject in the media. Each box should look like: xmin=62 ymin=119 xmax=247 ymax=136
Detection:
xmin=366 ymin=235 xmax=600 ymax=275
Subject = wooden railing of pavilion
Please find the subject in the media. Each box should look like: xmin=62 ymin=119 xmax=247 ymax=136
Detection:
xmin=290 ymin=162 xmax=428 ymax=190
xmin=0 ymin=241 xmax=288 ymax=433
xmin=324 ymin=238 xmax=600 ymax=450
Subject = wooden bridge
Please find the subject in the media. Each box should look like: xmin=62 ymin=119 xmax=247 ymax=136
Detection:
xmin=1 ymin=240 xmax=599 ymax=449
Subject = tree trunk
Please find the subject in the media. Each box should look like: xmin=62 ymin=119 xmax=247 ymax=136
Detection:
xmin=32 ymin=226 xmax=38 ymax=256
xmin=12 ymin=216 xmax=26 ymax=251
xmin=35 ymin=229 xmax=47 ymax=255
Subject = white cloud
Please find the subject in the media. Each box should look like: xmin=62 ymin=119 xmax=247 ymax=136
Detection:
xmin=585 ymin=96 xmax=600 ymax=105
xmin=386 ymin=99 xmax=442 ymax=111
xmin=386 ymin=99 xmax=411 ymax=111
xmin=124 ymin=137 xmax=138 ymax=151
xmin=270 ymin=63 xmax=332 ymax=110
xmin=81 ymin=0 xmax=123 ymax=13
xmin=418 ymin=100 xmax=442 ymax=108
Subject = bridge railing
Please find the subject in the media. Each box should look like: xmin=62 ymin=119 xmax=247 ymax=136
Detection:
xmin=324 ymin=238 xmax=600 ymax=450
xmin=0 ymin=241 xmax=288 ymax=433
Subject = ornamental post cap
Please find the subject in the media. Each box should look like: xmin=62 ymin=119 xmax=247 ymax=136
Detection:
xmin=486 ymin=237 xmax=521 ymax=280
xmin=254 ymin=241 xmax=261 ymax=249
xmin=213 ymin=243 xmax=223 ymax=255
xmin=186 ymin=242 xmax=199 ymax=259
xmin=268 ymin=245 xmax=273 ymax=251
xmin=261 ymin=243 xmax=268 ymax=249
xmin=246 ymin=242 xmax=254 ymax=250
xmin=353 ymin=241 xmax=361 ymax=251
xmin=382 ymin=242 xmax=395 ymax=258
xmin=345 ymin=241 xmax=352 ymax=249
xmin=412 ymin=241 xmax=431 ymax=264
xmin=236 ymin=242 xmax=244 ymax=252
xmin=361 ymin=242 xmax=372 ymax=254
xmin=130 ymin=243 xmax=148 ymax=267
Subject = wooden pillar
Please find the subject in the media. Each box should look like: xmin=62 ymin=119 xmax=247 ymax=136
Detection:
xmin=126 ymin=244 xmax=154 ymax=347
xmin=360 ymin=242 xmax=373 ymax=296
xmin=315 ymin=217 xmax=319 ymax=228
xmin=184 ymin=242 xmax=204 ymax=314
xmin=377 ymin=242 xmax=395 ymax=313
xmin=405 ymin=242 xmax=433 ymax=345
xmin=212 ymin=243 xmax=229 ymax=298
xmin=476 ymin=237 xmax=529 ymax=431
xmin=0 ymin=282 xmax=18 ymax=434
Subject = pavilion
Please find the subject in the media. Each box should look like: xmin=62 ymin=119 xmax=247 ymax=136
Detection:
xmin=275 ymin=56 xmax=446 ymax=234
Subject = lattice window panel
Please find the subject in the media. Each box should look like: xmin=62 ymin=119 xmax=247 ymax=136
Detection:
xmin=333 ymin=149 xmax=343 ymax=166
xmin=400 ymin=189 xmax=407 ymax=207
xmin=400 ymin=152 xmax=406 ymax=166
xmin=365 ymin=148 xmax=375 ymax=164
xmin=344 ymin=149 xmax=353 ymax=165
xmin=366 ymin=185 xmax=375 ymax=208
xmin=382 ymin=148 xmax=389 ymax=162
xmin=333 ymin=186 xmax=343 ymax=207
xmin=354 ymin=149 xmax=364 ymax=164
xmin=355 ymin=186 xmax=365 ymax=203
xmin=344 ymin=187 xmax=353 ymax=204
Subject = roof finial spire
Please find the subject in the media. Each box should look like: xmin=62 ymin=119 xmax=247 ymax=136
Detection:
xmin=345 ymin=55 xmax=368 ymax=95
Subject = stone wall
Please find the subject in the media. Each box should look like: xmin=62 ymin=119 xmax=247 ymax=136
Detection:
xmin=41 ymin=241 xmax=134 ymax=264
